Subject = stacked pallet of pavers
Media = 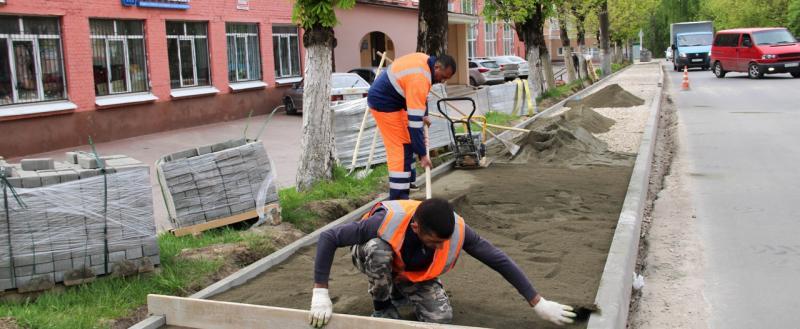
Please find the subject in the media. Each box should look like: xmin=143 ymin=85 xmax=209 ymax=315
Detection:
xmin=157 ymin=139 xmax=279 ymax=229
xmin=0 ymin=153 xmax=159 ymax=292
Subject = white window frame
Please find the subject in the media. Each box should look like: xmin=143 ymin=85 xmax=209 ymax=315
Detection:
xmin=461 ymin=0 xmax=474 ymax=15
xmin=167 ymin=22 xmax=210 ymax=88
xmin=272 ymin=26 xmax=301 ymax=79
xmin=484 ymin=23 xmax=497 ymax=57
xmin=557 ymin=47 xmax=564 ymax=57
xmin=0 ymin=17 xmax=67 ymax=105
xmin=467 ymin=23 xmax=477 ymax=58
xmin=226 ymin=23 xmax=261 ymax=83
xmin=503 ymin=23 xmax=514 ymax=55
xmin=90 ymin=19 xmax=148 ymax=95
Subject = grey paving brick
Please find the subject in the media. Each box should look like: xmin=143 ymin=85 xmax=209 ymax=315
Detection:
xmin=91 ymin=264 xmax=106 ymax=276
xmin=18 ymin=170 xmax=41 ymax=188
xmin=15 ymin=265 xmax=33 ymax=277
xmin=0 ymin=268 xmax=11 ymax=280
xmin=5 ymin=176 xmax=22 ymax=188
xmin=21 ymin=158 xmax=54 ymax=171
xmin=12 ymin=255 xmax=34 ymax=267
xmin=34 ymin=262 xmax=54 ymax=274
xmin=38 ymin=171 xmax=61 ymax=186
xmin=77 ymin=154 xmax=101 ymax=169
xmin=108 ymin=251 xmax=125 ymax=263
xmin=77 ymin=169 xmax=99 ymax=179
xmin=125 ymin=247 xmax=143 ymax=260
xmin=54 ymin=271 xmax=64 ymax=282
xmin=149 ymin=255 xmax=161 ymax=265
xmin=91 ymin=254 xmax=105 ymax=266
xmin=54 ymin=259 xmax=72 ymax=272
xmin=204 ymin=207 xmax=231 ymax=220
xmin=0 ymin=278 xmax=12 ymax=290
xmin=65 ymin=152 xmax=79 ymax=164
xmin=196 ymin=144 xmax=213 ymax=155
xmin=72 ymin=257 xmax=87 ymax=268
xmin=58 ymin=169 xmax=79 ymax=183
xmin=168 ymin=148 xmax=199 ymax=161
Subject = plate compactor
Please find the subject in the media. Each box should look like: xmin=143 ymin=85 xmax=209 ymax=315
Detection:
xmin=436 ymin=97 xmax=489 ymax=169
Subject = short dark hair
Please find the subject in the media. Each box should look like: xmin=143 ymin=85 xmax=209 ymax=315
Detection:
xmin=413 ymin=198 xmax=455 ymax=239
xmin=436 ymin=54 xmax=457 ymax=73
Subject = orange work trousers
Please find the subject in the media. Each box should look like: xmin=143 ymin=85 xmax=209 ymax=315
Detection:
xmin=371 ymin=109 xmax=416 ymax=200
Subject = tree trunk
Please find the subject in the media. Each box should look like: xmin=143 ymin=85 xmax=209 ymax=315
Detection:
xmin=296 ymin=26 xmax=337 ymax=191
xmin=598 ymin=0 xmax=612 ymax=77
xmin=571 ymin=4 xmax=591 ymax=86
xmin=541 ymin=50 xmax=556 ymax=89
xmin=516 ymin=5 xmax=546 ymax=97
xmin=557 ymin=6 xmax=575 ymax=83
xmin=416 ymin=0 xmax=448 ymax=56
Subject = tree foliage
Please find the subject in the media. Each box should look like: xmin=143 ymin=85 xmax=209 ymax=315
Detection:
xmin=292 ymin=0 xmax=355 ymax=29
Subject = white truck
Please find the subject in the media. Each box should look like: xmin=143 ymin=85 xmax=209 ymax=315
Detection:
xmin=670 ymin=21 xmax=714 ymax=71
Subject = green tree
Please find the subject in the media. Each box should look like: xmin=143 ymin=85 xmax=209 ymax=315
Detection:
xmin=789 ymin=0 xmax=800 ymax=36
xmin=484 ymin=0 xmax=552 ymax=97
xmin=292 ymin=0 xmax=355 ymax=191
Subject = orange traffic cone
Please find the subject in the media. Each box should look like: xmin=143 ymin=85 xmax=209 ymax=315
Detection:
xmin=681 ymin=66 xmax=690 ymax=91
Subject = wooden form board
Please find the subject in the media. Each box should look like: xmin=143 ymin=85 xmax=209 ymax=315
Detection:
xmin=147 ymin=294 xmax=488 ymax=329
xmin=169 ymin=204 xmax=279 ymax=237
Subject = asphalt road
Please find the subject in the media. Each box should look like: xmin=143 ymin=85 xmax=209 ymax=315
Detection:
xmin=667 ymin=61 xmax=800 ymax=328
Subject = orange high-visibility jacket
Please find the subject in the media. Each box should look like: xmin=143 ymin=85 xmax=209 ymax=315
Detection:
xmin=367 ymin=53 xmax=433 ymax=157
xmin=363 ymin=200 xmax=466 ymax=282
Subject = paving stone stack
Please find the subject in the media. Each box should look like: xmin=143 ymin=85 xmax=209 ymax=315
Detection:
xmin=157 ymin=139 xmax=279 ymax=229
xmin=0 ymin=154 xmax=159 ymax=292
xmin=332 ymin=98 xmax=452 ymax=169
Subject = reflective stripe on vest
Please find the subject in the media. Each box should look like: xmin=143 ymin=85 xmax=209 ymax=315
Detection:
xmin=370 ymin=200 xmax=466 ymax=282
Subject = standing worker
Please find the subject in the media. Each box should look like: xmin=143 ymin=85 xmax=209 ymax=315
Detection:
xmin=308 ymin=198 xmax=577 ymax=327
xmin=367 ymin=53 xmax=456 ymax=200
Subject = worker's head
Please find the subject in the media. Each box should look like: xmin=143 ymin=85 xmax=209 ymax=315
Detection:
xmin=411 ymin=198 xmax=455 ymax=249
xmin=433 ymin=54 xmax=457 ymax=83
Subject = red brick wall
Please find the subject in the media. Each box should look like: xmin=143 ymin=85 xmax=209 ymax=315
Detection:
xmin=0 ymin=0 xmax=302 ymax=157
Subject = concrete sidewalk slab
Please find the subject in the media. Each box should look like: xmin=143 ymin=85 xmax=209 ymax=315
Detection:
xmin=9 ymin=113 xmax=303 ymax=232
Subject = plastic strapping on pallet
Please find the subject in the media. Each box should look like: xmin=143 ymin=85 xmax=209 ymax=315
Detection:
xmin=156 ymin=140 xmax=279 ymax=229
xmin=0 ymin=168 xmax=159 ymax=291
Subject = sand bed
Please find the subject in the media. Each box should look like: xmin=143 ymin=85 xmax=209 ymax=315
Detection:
xmin=210 ymin=101 xmax=646 ymax=328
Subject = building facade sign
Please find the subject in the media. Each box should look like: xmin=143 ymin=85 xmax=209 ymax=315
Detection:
xmin=122 ymin=0 xmax=190 ymax=10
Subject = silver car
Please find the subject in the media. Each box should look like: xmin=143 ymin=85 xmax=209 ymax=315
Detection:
xmin=469 ymin=59 xmax=505 ymax=85
xmin=283 ymin=73 xmax=370 ymax=115
xmin=493 ymin=55 xmax=529 ymax=78
xmin=488 ymin=56 xmax=520 ymax=80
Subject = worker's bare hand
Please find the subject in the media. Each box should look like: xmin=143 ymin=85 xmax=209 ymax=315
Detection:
xmin=423 ymin=116 xmax=432 ymax=127
xmin=419 ymin=155 xmax=433 ymax=169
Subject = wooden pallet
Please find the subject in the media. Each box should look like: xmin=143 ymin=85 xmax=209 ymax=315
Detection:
xmin=147 ymin=294 xmax=487 ymax=329
xmin=169 ymin=204 xmax=281 ymax=237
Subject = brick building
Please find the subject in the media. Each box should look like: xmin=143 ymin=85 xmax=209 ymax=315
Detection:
xmin=0 ymin=0 xmax=303 ymax=157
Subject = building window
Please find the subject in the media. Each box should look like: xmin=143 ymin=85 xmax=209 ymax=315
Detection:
xmin=484 ymin=23 xmax=497 ymax=57
xmin=90 ymin=19 xmax=148 ymax=96
xmin=460 ymin=0 xmax=474 ymax=15
xmin=166 ymin=21 xmax=210 ymax=88
xmin=503 ymin=23 xmax=514 ymax=55
xmin=0 ymin=16 xmax=66 ymax=106
xmin=467 ymin=23 xmax=477 ymax=58
xmin=557 ymin=47 xmax=564 ymax=56
xmin=226 ymin=23 xmax=261 ymax=82
xmin=272 ymin=25 xmax=300 ymax=79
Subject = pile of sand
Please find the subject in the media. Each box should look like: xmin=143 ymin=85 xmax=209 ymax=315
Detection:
xmin=564 ymin=84 xmax=644 ymax=109
xmin=493 ymin=106 xmax=633 ymax=167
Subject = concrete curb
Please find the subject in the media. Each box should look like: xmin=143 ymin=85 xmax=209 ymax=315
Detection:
xmin=586 ymin=63 xmax=665 ymax=329
xmin=129 ymin=64 xmax=640 ymax=328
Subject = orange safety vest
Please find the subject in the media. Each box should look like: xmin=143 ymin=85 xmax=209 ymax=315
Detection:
xmin=363 ymin=200 xmax=466 ymax=282
xmin=385 ymin=53 xmax=432 ymax=125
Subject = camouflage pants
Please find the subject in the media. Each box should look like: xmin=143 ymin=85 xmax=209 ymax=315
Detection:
xmin=351 ymin=238 xmax=453 ymax=323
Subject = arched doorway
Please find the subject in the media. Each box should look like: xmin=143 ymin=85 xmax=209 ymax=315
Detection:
xmin=359 ymin=32 xmax=395 ymax=67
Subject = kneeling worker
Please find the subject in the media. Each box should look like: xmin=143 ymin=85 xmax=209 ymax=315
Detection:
xmin=308 ymin=198 xmax=576 ymax=327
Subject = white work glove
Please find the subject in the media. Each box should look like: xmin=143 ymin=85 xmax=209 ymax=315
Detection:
xmin=309 ymin=288 xmax=333 ymax=328
xmin=533 ymin=297 xmax=576 ymax=326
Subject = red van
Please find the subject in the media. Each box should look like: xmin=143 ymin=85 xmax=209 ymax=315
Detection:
xmin=710 ymin=28 xmax=800 ymax=79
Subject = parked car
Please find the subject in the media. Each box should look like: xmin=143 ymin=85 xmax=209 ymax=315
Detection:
xmin=283 ymin=73 xmax=371 ymax=114
xmin=347 ymin=67 xmax=381 ymax=84
xmin=711 ymin=27 xmax=800 ymax=79
xmin=486 ymin=56 xmax=520 ymax=80
xmin=468 ymin=59 xmax=505 ymax=85
xmin=491 ymin=55 xmax=529 ymax=78
xmin=468 ymin=68 xmax=487 ymax=86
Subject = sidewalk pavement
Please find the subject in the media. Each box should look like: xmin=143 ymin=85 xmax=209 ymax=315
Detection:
xmin=8 ymin=113 xmax=303 ymax=232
